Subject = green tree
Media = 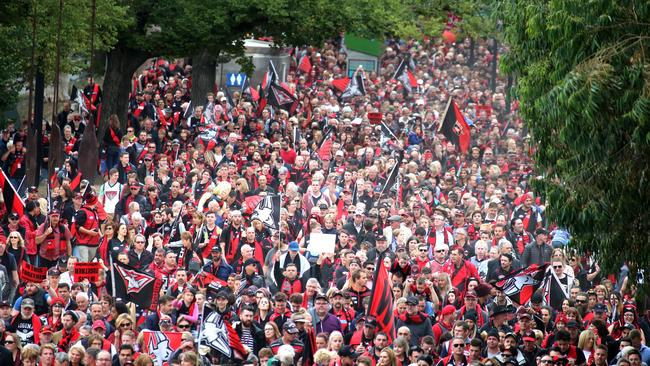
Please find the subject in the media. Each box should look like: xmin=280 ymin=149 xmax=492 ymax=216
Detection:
xmin=499 ymin=1 xmax=650 ymax=277
xmin=0 ymin=0 xmax=128 ymax=116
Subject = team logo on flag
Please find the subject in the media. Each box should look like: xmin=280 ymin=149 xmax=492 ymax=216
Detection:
xmin=143 ymin=331 xmax=183 ymax=366
xmin=202 ymin=311 xmax=232 ymax=357
xmin=495 ymin=264 xmax=548 ymax=305
xmin=251 ymin=195 xmax=281 ymax=231
xmin=115 ymin=265 xmax=155 ymax=293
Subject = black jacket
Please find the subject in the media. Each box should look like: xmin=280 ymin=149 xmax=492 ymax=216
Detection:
xmin=234 ymin=321 xmax=266 ymax=356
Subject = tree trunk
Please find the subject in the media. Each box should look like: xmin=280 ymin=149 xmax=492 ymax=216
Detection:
xmin=490 ymin=38 xmax=498 ymax=92
xmin=99 ymin=46 xmax=149 ymax=143
xmin=191 ymin=50 xmax=217 ymax=104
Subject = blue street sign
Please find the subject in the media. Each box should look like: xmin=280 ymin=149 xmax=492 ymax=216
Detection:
xmin=226 ymin=73 xmax=247 ymax=87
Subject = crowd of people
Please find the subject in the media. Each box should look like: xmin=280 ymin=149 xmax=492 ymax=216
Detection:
xmin=0 ymin=34 xmax=648 ymax=366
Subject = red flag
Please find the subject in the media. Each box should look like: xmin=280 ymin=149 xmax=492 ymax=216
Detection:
xmin=317 ymin=136 xmax=333 ymax=161
xmin=298 ymin=55 xmax=311 ymax=73
xmin=438 ymin=98 xmax=471 ymax=153
xmin=331 ymin=78 xmax=350 ymax=93
xmin=367 ymin=255 xmax=396 ymax=342
xmin=142 ymin=331 xmax=183 ymax=366
xmin=0 ymin=169 xmax=24 ymax=216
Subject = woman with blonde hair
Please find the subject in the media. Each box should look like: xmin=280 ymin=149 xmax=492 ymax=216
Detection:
xmin=328 ymin=330 xmax=344 ymax=353
xmin=68 ymin=345 xmax=85 ymax=366
xmin=577 ymin=329 xmax=596 ymax=361
xmin=108 ymin=313 xmax=136 ymax=346
xmin=378 ymin=347 xmax=398 ymax=366
xmin=6 ymin=231 xmax=27 ymax=268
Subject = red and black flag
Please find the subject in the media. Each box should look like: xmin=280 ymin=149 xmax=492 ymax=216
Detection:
xmin=439 ymin=97 xmax=471 ymax=153
xmin=331 ymin=77 xmax=351 ymax=93
xmin=341 ymin=72 xmax=366 ymax=101
xmin=110 ymin=261 xmax=163 ymax=311
xmin=367 ymin=254 xmax=396 ymax=342
xmin=0 ymin=169 xmax=24 ymax=216
xmin=267 ymin=82 xmax=298 ymax=114
xmin=380 ymin=149 xmax=404 ymax=197
xmin=201 ymin=310 xmax=248 ymax=360
xmin=392 ymin=56 xmax=417 ymax=93
xmin=495 ymin=263 xmax=548 ymax=305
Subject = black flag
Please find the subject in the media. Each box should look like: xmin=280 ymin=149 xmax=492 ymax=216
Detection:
xmin=251 ymin=195 xmax=281 ymax=231
xmin=380 ymin=150 xmax=404 ymax=196
xmin=110 ymin=262 xmax=163 ymax=311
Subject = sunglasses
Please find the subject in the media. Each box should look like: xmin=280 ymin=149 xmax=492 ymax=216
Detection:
xmin=553 ymin=265 xmax=563 ymax=269
xmin=436 ymin=250 xmax=446 ymax=253
xmin=419 ymin=249 xmax=428 ymax=252
xmin=3 ymin=340 xmax=14 ymax=345
xmin=575 ymin=299 xmax=587 ymax=303
xmin=453 ymin=343 xmax=464 ymax=348
xmin=120 ymin=323 xmax=132 ymax=327
xmin=178 ymin=324 xmax=191 ymax=329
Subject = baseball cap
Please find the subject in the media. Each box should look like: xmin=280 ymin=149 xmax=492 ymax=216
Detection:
xmin=28 ymin=186 xmax=38 ymax=193
xmin=314 ymin=293 xmax=328 ymax=302
xmin=21 ymin=298 xmax=35 ymax=308
xmin=92 ymin=320 xmax=107 ymax=330
xmin=0 ymin=301 xmax=10 ymax=308
xmin=594 ymin=303 xmax=608 ymax=313
xmin=283 ymin=321 xmax=299 ymax=334
xmin=522 ymin=330 xmax=536 ymax=342
xmin=288 ymin=241 xmax=300 ymax=251
xmin=406 ymin=296 xmax=419 ymax=306
xmin=440 ymin=304 xmax=456 ymax=316
xmin=41 ymin=326 xmax=53 ymax=334
xmin=211 ymin=245 xmax=222 ymax=252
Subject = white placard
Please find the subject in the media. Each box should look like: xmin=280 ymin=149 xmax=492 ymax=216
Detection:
xmin=307 ymin=233 xmax=336 ymax=255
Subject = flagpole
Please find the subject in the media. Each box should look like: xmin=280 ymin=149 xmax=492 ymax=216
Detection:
xmin=438 ymin=97 xmax=454 ymax=134
xmin=196 ymin=300 xmax=207 ymax=349
xmin=16 ymin=175 xmax=27 ymax=196
xmin=109 ymin=255 xmax=116 ymax=297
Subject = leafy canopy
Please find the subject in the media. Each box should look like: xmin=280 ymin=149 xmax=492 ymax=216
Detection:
xmin=500 ymin=0 xmax=650 ymax=276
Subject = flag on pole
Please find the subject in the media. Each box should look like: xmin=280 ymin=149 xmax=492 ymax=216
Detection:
xmin=317 ymin=132 xmax=334 ymax=161
xmin=367 ymin=254 xmax=396 ymax=342
xmin=331 ymin=78 xmax=350 ymax=93
xmin=250 ymin=195 xmax=281 ymax=231
xmin=380 ymin=150 xmax=404 ymax=196
xmin=298 ymin=55 xmax=312 ymax=74
xmin=541 ymin=268 xmax=573 ymax=309
xmin=495 ymin=263 xmax=549 ymax=305
xmin=201 ymin=310 xmax=248 ymax=359
xmin=341 ymin=72 xmax=366 ymax=100
xmin=267 ymin=82 xmax=298 ymax=113
xmin=110 ymin=261 xmax=163 ymax=311
xmin=393 ymin=57 xmax=418 ymax=93
xmin=0 ymin=169 xmax=25 ymax=216
xmin=438 ymin=97 xmax=471 ymax=153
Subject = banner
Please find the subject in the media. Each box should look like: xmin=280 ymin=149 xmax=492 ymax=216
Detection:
xmin=142 ymin=331 xmax=183 ymax=366
xmin=74 ymin=262 xmax=102 ymax=282
xmin=201 ymin=311 xmax=248 ymax=359
xmin=20 ymin=263 xmax=48 ymax=283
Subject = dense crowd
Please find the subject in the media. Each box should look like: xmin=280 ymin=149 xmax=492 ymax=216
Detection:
xmin=0 ymin=35 xmax=648 ymax=366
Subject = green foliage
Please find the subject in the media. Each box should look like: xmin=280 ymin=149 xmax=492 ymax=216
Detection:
xmin=0 ymin=0 xmax=129 ymax=114
xmin=500 ymin=0 xmax=650 ymax=278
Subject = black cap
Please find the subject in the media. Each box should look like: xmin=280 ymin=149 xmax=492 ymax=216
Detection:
xmin=364 ymin=317 xmax=378 ymax=327
xmin=314 ymin=293 xmax=328 ymax=302
xmin=594 ymin=303 xmax=608 ymax=313
xmin=243 ymin=258 xmax=259 ymax=268
xmin=0 ymin=301 xmax=10 ymax=308
xmin=338 ymin=345 xmax=358 ymax=358
xmin=376 ymin=235 xmax=387 ymax=241
xmin=48 ymin=268 xmax=61 ymax=276
xmin=8 ymin=212 xmax=19 ymax=220
xmin=211 ymin=245 xmax=222 ymax=252
xmin=406 ymin=296 xmax=419 ymax=306
xmin=28 ymin=186 xmax=38 ymax=193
